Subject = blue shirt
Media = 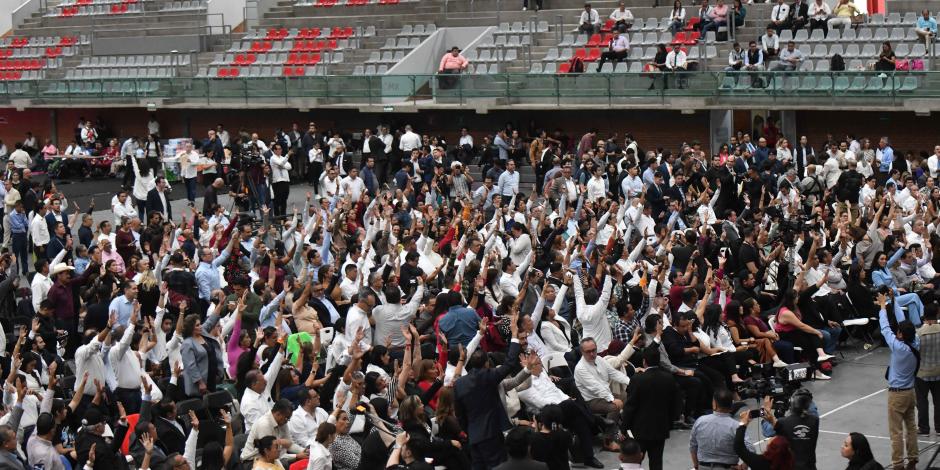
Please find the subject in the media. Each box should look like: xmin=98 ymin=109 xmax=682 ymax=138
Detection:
xmin=880 ymin=307 xmax=920 ymax=389
xmin=108 ymin=295 xmax=135 ymax=327
xmin=9 ymin=210 xmax=27 ymax=234
xmin=195 ymin=248 xmax=231 ymax=301
xmin=497 ymin=170 xmax=520 ymax=197
xmin=690 ymin=412 xmax=747 ymax=465
xmin=872 ymin=248 xmax=904 ymax=290
xmin=918 ymin=16 xmax=937 ymax=34
xmin=879 ymin=146 xmax=894 ymax=173
xmin=438 ymin=306 xmax=480 ymax=346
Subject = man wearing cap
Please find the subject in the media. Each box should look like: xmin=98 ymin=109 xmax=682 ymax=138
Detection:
xmin=76 ymin=406 xmax=129 ymax=470
xmin=438 ymin=46 xmax=468 ymax=89
xmin=47 ymin=260 xmax=93 ymax=358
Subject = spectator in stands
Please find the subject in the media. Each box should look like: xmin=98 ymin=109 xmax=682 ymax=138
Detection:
xmin=596 ymin=32 xmax=630 ymax=72
xmin=438 ymin=47 xmax=468 ymax=89
xmin=771 ymin=41 xmax=803 ymax=70
xmin=828 ymin=0 xmax=861 ymax=31
xmin=808 ymin=0 xmax=831 ymax=35
xmin=790 ymin=0 xmax=809 ymax=33
xmin=761 ymin=28 xmax=780 ymax=58
xmin=647 ymin=44 xmax=670 ymax=90
xmin=915 ymin=10 xmax=937 ymax=43
xmin=874 ymin=41 xmax=897 ymax=72
xmin=693 ymin=0 xmax=712 ymax=32
xmin=609 ymin=2 xmax=634 ymax=33
xmin=9 ymin=144 xmax=30 ymax=171
xmin=744 ymin=41 xmax=764 ymax=82
xmin=732 ymin=0 xmax=746 ymax=27
xmin=669 ymin=0 xmax=687 ymax=34
xmin=578 ymin=4 xmax=601 ymax=34
xmin=726 ymin=42 xmax=745 ymax=71
xmin=522 ymin=0 xmax=541 ymax=12
xmin=665 ymin=44 xmax=688 ymax=88
xmin=768 ymin=0 xmax=790 ymax=33
xmin=701 ymin=0 xmax=728 ymax=38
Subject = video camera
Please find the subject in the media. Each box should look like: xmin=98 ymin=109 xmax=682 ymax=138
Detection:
xmin=738 ymin=362 xmax=812 ymax=418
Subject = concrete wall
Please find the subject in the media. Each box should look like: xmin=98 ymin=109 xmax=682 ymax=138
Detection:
xmin=92 ymin=35 xmax=202 ymax=55
xmin=208 ymin=0 xmax=245 ymax=33
xmin=5 ymin=0 xmax=35 ymax=36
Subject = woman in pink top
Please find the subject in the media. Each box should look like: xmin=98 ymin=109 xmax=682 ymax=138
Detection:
xmin=701 ymin=0 xmax=729 ymax=36
xmin=227 ymin=294 xmax=259 ymax=378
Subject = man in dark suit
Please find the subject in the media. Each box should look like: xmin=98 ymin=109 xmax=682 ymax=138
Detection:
xmin=455 ymin=315 xmax=522 ymax=470
xmin=657 ymin=151 xmax=676 ymax=189
xmin=492 ymin=426 xmax=548 ymax=470
xmin=790 ymin=0 xmax=809 ymax=32
xmin=794 ymin=135 xmax=815 ymax=177
xmin=622 ymin=347 xmax=680 ymax=470
xmin=146 ymin=176 xmax=173 ymax=222
xmin=645 ymin=171 xmax=667 ymax=221
xmin=202 ymin=177 xmax=223 ymax=218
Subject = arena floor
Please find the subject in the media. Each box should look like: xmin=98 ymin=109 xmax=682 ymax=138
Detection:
xmin=587 ymin=345 xmax=937 ymax=470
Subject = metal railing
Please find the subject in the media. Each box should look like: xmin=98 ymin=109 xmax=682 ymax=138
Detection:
xmin=0 ymin=70 xmax=934 ymax=107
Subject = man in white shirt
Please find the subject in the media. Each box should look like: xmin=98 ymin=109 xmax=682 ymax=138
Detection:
xmin=596 ymin=32 xmax=630 ymax=72
xmin=109 ymin=308 xmax=145 ymax=413
xmin=620 ymin=164 xmax=644 ymax=199
xmin=75 ymin=321 xmax=113 ymax=396
xmin=609 ymin=2 xmax=634 ymax=32
xmin=9 ymin=144 xmax=30 ymax=170
xmin=498 ymin=251 xmax=532 ymax=299
xmin=398 ymin=125 xmax=421 ymax=153
xmin=287 ymin=388 xmax=330 ymax=450
xmin=665 ymin=44 xmax=688 ymax=88
xmin=927 ymin=145 xmax=940 ymax=179
xmin=574 ymin=337 xmax=630 ymax=448
xmin=339 ymin=264 xmax=360 ymax=301
xmin=586 ymin=164 xmax=607 ymax=202
xmin=269 ymin=143 xmax=293 ymax=217
xmin=112 ymin=191 xmax=137 ymax=226
xmin=769 ymin=0 xmax=791 ymax=33
xmin=771 ymin=41 xmax=804 ymax=70
xmin=30 ymin=203 xmax=50 ymax=255
xmin=340 ymin=167 xmax=366 ymax=202
xmin=373 ymin=283 xmax=424 ymax=349
xmin=239 ymin=349 xmax=285 ymax=430
xmin=579 ymin=3 xmax=601 ymax=34
xmin=808 ymin=0 xmax=832 ymax=34
xmin=344 ymin=289 xmax=376 ymax=353
xmin=30 ymin=261 xmax=54 ymax=312
xmin=319 ymin=166 xmax=340 ymax=198
xmin=761 ymin=27 xmax=780 ymax=57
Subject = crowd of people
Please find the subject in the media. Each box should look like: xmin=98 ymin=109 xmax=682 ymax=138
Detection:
xmin=0 ymin=117 xmax=934 ymax=470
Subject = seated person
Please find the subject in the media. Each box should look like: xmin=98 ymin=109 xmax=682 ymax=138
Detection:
xmin=915 ymin=9 xmax=937 ymax=43
xmin=438 ymin=47 xmax=468 ymax=89
xmin=771 ymin=41 xmax=803 ymax=70
xmin=808 ymin=0 xmax=831 ymax=35
xmin=701 ymin=0 xmax=729 ymax=37
xmin=760 ymin=27 xmax=779 ymax=57
xmin=665 ymin=44 xmax=688 ymax=87
xmin=579 ymin=3 xmax=601 ymax=34
xmin=595 ymin=31 xmax=629 ymax=71
xmin=828 ymin=0 xmax=861 ymax=30
xmin=768 ymin=0 xmax=790 ymax=33
xmin=725 ymin=42 xmax=745 ymax=71
xmin=609 ymin=2 xmax=634 ymax=33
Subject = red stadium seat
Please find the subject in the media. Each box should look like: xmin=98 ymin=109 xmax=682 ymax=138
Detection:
xmin=228 ymin=67 xmax=240 ymax=77
xmin=585 ymin=48 xmax=601 ymax=61
xmin=286 ymin=53 xmax=298 ymax=65
xmin=601 ymin=19 xmax=615 ymax=33
xmin=283 ymin=66 xmax=294 ymax=76
xmin=558 ymin=62 xmax=571 ymax=73
xmin=671 ymin=32 xmax=687 ymax=44
xmin=684 ymin=17 xmax=700 ymax=31
xmin=574 ymin=48 xmax=587 ymax=59
xmin=217 ymin=68 xmax=229 ymax=77
xmin=684 ymin=31 xmax=701 ymax=44
xmin=587 ymin=34 xmax=603 ymax=47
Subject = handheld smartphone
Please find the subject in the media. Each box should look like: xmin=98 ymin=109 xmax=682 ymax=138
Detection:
xmin=748 ymin=409 xmax=762 ymax=419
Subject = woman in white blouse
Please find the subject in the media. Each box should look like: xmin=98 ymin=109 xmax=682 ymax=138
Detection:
xmin=669 ymin=0 xmax=687 ymax=33
xmin=307 ymin=422 xmax=336 ymax=470
xmin=696 ymin=303 xmax=756 ymax=387
xmin=536 ymin=283 xmax=573 ymax=354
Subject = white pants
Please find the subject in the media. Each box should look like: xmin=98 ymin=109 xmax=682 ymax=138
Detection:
xmin=828 ymin=17 xmax=852 ymax=29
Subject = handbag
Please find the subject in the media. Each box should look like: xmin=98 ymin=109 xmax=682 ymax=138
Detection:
xmin=895 ymin=59 xmax=910 ymax=71
xmin=912 ymin=59 xmax=925 ymax=71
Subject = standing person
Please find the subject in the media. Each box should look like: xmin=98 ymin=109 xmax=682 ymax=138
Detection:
xmin=146 ymin=176 xmax=173 ymax=222
xmin=177 ymin=142 xmax=200 ymax=206
xmin=302 ymin=122 xmax=322 ymax=188
xmin=120 ymin=136 xmax=140 ymax=190
xmin=690 ymin=389 xmax=749 ymax=470
xmin=917 ymin=304 xmax=940 ymax=435
xmin=454 ymin=313 xmax=522 ymax=470
xmin=621 ymin=347 xmax=679 ymax=470
xmin=269 ymin=143 xmax=292 ymax=217
xmin=878 ymin=292 xmax=920 ymax=470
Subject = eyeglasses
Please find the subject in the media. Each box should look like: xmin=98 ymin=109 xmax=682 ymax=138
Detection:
xmin=583 ymin=348 xmax=597 ymax=354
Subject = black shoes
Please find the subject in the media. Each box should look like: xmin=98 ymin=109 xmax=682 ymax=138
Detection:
xmin=585 ymin=457 xmax=604 ymax=468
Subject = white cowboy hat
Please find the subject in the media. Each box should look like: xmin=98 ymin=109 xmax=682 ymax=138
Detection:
xmin=49 ymin=263 xmax=74 ymax=277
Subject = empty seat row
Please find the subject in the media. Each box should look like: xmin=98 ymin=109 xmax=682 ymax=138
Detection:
xmin=160 ymin=1 xmax=207 ymax=10
xmin=57 ymin=0 xmax=139 ymax=7
xmin=496 ymin=21 xmax=549 ymax=33
xmin=0 ymin=70 xmax=43 ymax=80
xmin=469 ymin=63 xmax=500 ymax=74
xmin=477 ymin=35 xmax=532 ymax=48
xmin=294 ymin=0 xmax=417 ymax=6
xmin=397 ymin=24 xmax=437 ymax=37
xmin=0 ymin=59 xmax=58 ymax=70
xmin=0 ymin=46 xmax=76 ymax=59
xmin=530 ymin=61 xmax=641 ymax=74
xmin=381 ymin=37 xmax=422 ymax=50
xmin=204 ymin=65 xmax=327 ymax=77
xmin=779 ymin=27 xmax=918 ymax=44
xmin=42 ymin=81 xmax=160 ymax=95
xmin=354 ymin=64 xmax=389 ymax=75
xmin=50 ymin=3 xmax=143 ymax=16
xmin=0 ymin=36 xmax=82 ymax=48
xmin=719 ymin=75 xmax=919 ymax=93
xmin=462 ymin=48 xmax=520 ymax=63
xmin=234 ymin=38 xmax=358 ymax=52
xmin=255 ymin=26 xmax=357 ymax=41
xmin=869 ymin=12 xmax=919 ymax=26
xmin=79 ymin=54 xmax=189 ymax=68
xmin=365 ymin=50 xmax=406 ymax=63
xmin=65 ymin=68 xmax=176 ymax=79
xmin=215 ymin=51 xmax=344 ymax=65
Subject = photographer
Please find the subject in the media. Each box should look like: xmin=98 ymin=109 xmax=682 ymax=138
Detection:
xmin=759 ymin=389 xmax=820 ymax=470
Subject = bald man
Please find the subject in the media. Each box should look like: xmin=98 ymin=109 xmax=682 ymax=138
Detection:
xmin=202 ymin=177 xmax=225 ymax=217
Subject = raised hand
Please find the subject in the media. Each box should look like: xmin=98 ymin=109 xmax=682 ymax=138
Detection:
xmin=188 ymin=409 xmax=200 ymax=430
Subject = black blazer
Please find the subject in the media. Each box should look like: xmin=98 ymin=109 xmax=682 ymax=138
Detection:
xmin=146 ymin=188 xmax=173 ymax=220
xmin=454 ymin=341 xmax=521 ymax=445
xmin=790 ymin=1 xmax=809 ymax=20
xmin=645 ymin=183 xmax=667 ymax=220
xmin=621 ymin=366 xmax=679 ymax=440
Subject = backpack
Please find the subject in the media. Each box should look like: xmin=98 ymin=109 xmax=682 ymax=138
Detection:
xmin=567 ymin=56 xmax=584 ymax=74
xmin=830 ymin=54 xmax=845 ymax=71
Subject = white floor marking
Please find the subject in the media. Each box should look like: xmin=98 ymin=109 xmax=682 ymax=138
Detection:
xmin=819 ymin=388 xmax=887 ymax=419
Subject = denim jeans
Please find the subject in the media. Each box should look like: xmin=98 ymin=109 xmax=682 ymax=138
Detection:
xmin=818 ymin=326 xmax=842 ymax=354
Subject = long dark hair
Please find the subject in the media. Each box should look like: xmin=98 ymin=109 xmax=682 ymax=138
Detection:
xmin=702 ymin=304 xmax=724 ymax=338
xmin=846 ymin=432 xmax=877 ymax=469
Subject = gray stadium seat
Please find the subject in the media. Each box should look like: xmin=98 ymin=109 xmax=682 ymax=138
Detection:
xmin=616 ymin=62 xmax=629 ymax=73
xmin=861 ymin=44 xmax=877 ymax=57
xmin=599 ymin=62 xmax=613 ymax=73
xmin=865 ymin=76 xmax=884 ymax=91
xmin=544 ymin=48 xmax=559 ymax=61
xmin=843 ymin=44 xmax=858 ymax=57
xmin=848 ymin=76 xmax=866 ymax=92
xmin=902 ymin=12 xmax=916 ymax=24
xmin=398 ymin=25 xmax=413 ymax=36
xmin=559 ymin=48 xmax=573 ymax=61
xmin=873 ymin=27 xmax=888 ymax=41
xmin=529 ymin=62 xmax=542 ymax=73
xmin=353 ymin=65 xmax=364 ymax=75
xmin=802 ymin=76 xmax=816 ymax=89
xmin=365 ymin=64 xmax=376 ymax=75
xmin=869 ymin=13 xmax=884 ymax=24
xmin=899 ymin=76 xmax=917 ymax=92
xmin=543 ymin=62 xmax=556 ymax=73
xmin=848 ymin=59 xmax=863 ymax=69
xmin=815 ymin=59 xmax=829 ymax=71
xmin=487 ymin=64 xmax=498 ymax=74
xmin=824 ymin=29 xmax=841 ymax=42
xmin=779 ymin=30 xmax=793 ymax=42
xmin=911 ymin=43 xmax=927 ymax=56
xmin=816 ymin=75 xmax=833 ymax=91
xmin=857 ymin=28 xmax=872 ymax=41
xmin=886 ymin=12 xmax=901 ymax=25
xmin=895 ymin=43 xmax=909 ymax=57
xmin=889 ymin=28 xmax=905 ymax=41
xmin=559 ymin=34 xmax=575 ymax=47
xmin=809 ymin=29 xmax=824 ymax=42
xmin=811 ymin=44 xmax=826 ymax=58
xmin=794 ymin=30 xmax=808 ymax=42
